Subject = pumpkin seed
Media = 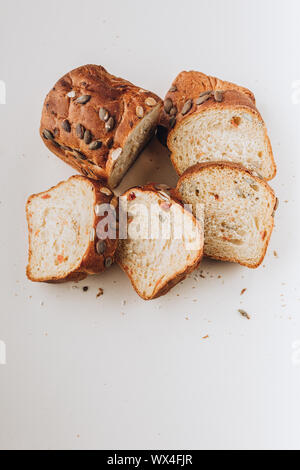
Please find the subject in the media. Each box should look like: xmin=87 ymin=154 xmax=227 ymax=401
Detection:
xmin=169 ymin=106 xmax=177 ymax=116
xmin=43 ymin=129 xmax=54 ymax=141
xmin=96 ymin=240 xmax=107 ymax=255
xmin=89 ymin=141 xmax=102 ymax=150
xmin=155 ymin=184 xmax=171 ymax=191
xmin=90 ymin=228 xmax=95 ymax=242
xmin=105 ymin=257 xmax=113 ymax=268
xmin=181 ymin=99 xmax=193 ymax=115
xmin=214 ymin=90 xmax=224 ymax=102
xmin=111 ymin=148 xmax=122 ymax=161
xmin=100 ymin=187 xmax=113 ymax=196
xmin=145 ymin=97 xmax=157 ymax=107
xmin=169 ymin=117 xmax=176 ymax=128
xmin=62 ymin=120 xmax=71 ymax=132
xmin=107 ymin=137 xmax=114 ymax=149
xmin=158 ymin=191 xmax=170 ymax=202
xmin=62 ymin=145 xmax=72 ymax=152
xmin=169 ymin=86 xmax=177 ymax=92
xmin=73 ymin=149 xmax=87 ymax=160
xmin=164 ymin=98 xmax=173 ymax=114
xmin=67 ymin=90 xmax=76 ymax=98
xmin=136 ymin=106 xmax=144 ymax=118
xmin=200 ymin=90 xmax=212 ymax=97
xmin=99 ymin=107 xmax=109 ymax=121
xmin=94 ymin=204 xmax=101 ymax=216
xmin=105 ymin=117 xmax=115 ymax=132
xmin=84 ymin=129 xmax=92 ymax=144
xmin=196 ymin=93 xmax=211 ymax=105
xmin=76 ymin=124 xmax=85 ymax=139
xmin=76 ymin=95 xmax=91 ymax=104
xmin=110 ymin=196 xmax=119 ymax=209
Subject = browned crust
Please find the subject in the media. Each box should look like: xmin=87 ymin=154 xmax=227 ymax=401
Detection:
xmin=26 ymin=175 xmax=118 ymax=283
xmin=40 ymin=64 xmax=162 ymax=186
xmin=116 ymin=184 xmax=204 ymax=300
xmin=160 ymin=71 xmax=276 ymax=180
xmin=177 ymin=161 xmax=277 ymax=269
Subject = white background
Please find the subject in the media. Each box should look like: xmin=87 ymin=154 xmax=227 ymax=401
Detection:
xmin=0 ymin=0 xmax=300 ymax=450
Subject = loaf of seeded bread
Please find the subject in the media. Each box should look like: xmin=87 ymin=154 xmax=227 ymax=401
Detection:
xmin=26 ymin=175 xmax=118 ymax=282
xmin=40 ymin=65 xmax=162 ymax=188
xmin=116 ymin=184 xmax=204 ymax=300
xmin=176 ymin=162 xmax=278 ymax=268
xmin=160 ymin=71 xmax=276 ymax=180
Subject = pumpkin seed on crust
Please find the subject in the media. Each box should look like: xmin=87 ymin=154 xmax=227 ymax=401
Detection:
xmin=181 ymin=99 xmax=193 ymax=115
xmin=76 ymin=95 xmax=91 ymax=104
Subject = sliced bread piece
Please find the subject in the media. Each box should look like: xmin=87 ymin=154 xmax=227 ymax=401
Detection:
xmin=26 ymin=175 xmax=118 ymax=282
xmin=160 ymin=71 xmax=276 ymax=180
xmin=116 ymin=184 xmax=204 ymax=300
xmin=40 ymin=64 xmax=162 ymax=188
xmin=176 ymin=162 xmax=278 ymax=268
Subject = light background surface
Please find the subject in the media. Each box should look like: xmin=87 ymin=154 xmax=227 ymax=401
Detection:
xmin=0 ymin=0 xmax=300 ymax=450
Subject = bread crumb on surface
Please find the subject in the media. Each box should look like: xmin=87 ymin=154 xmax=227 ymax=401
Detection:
xmin=238 ymin=309 xmax=251 ymax=320
xmin=202 ymin=335 xmax=209 ymax=339
xmin=240 ymin=288 xmax=247 ymax=295
xmin=96 ymin=288 xmax=104 ymax=298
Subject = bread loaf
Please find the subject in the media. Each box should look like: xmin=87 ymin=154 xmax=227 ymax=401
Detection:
xmin=160 ymin=71 xmax=276 ymax=180
xmin=26 ymin=175 xmax=118 ymax=282
xmin=176 ymin=162 xmax=277 ymax=268
xmin=116 ymin=184 xmax=204 ymax=299
xmin=40 ymin=65 xmax=162 ymax=188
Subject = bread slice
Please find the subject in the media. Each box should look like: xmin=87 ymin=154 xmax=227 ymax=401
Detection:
xmin=176 ymin=162 xmax=277 ymax=268
xmin=116 ymin=184 xmax=204 ymax=300
xmin=26 ymin=175 xmax=118 ymax=282
xmin=40 ymin=65 xmax=162 ymax=188
xmin=160 ymin=71 xmax=276 ymax=180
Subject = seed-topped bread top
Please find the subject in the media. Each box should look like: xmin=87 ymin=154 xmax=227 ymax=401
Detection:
xmin=160 ymin=70 xmax=257 ymax=130
xmin=40 ymin=64 xmax=162 ymax=186
xmin=159 ymin=71 xmax=276 ymax=180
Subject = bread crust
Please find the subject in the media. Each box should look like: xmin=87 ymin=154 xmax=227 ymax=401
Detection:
xmin=160 ymin=71 xmax=276 ymax=180
xmin=26 ymin=175 xmax=118 ymax=283
xmin=40 ymin=65 xmax=162 ymax=187
xmin=177 ymin=161 xmax=277 ymax=269
xmin=116 ymin=184 xmax=204 ymax=300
